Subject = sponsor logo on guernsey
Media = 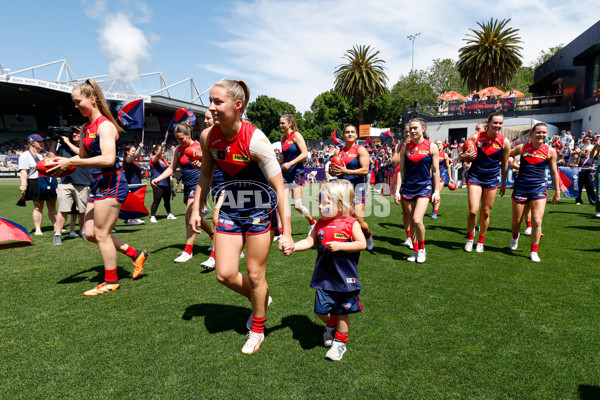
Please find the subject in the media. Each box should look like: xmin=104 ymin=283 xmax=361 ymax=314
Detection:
xmin=211 ymin=149 xmax=226 ymax=160
xmin=334 ymin=233 xmax=350 ymax=240
xmin=232 ymin=154 xmax=250 ymax=162
xmin=419 ymin=150 xmax=429 ymax=154
xmin=88 ymin=132 xmax=96 ymax=139
xmin=492 ymin=143 xmax=501 ymax=149
xmin=345 ymin=278 xmax=356 ymax=284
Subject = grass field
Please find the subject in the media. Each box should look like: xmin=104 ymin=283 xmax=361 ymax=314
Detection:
xmin=0 ymin=178 xmax=599 ymax=399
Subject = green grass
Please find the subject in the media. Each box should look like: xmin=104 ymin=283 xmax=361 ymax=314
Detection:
xmin=0 ymin=178 xmax=599 ymax=399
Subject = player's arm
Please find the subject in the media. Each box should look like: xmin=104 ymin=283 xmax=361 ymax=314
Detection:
xmin=499 ymin=137 xmax=511 ymax=196
xmin=151 ymin=146 xmax=177 ymax=187
xmin=325 ymin=221 xmax=366 ymax=252
xmin=510 ymin=144 xmax=523 ymax=158
xmin=391 ymin=142 xmax=403 ymax=168
xmin=190 ymin=128 xmax=215 ymax=233
xmin=282 ymin=132 xmax=308 ymax=170
xmin=292 ymin=228 xmax=316 ymax=253
xmin=430 ymin=143 xmax=441 ymax=203
xmin=394 ymin=146 xmax=406 ymax=205
xmin=459 ymin=134 xmax=478 ymax=161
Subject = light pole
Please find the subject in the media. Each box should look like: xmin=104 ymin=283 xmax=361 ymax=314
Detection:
xmin=407 ymin=33 xmax=421 ymax=72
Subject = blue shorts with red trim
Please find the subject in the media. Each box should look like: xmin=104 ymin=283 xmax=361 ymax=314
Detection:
xmin=88 ymin=171 xmax=129 ymax=203
xmin=215 ymin=209 xmax=278 ymax=235
xmin=401 ymin=187 xmax=432 ymax=201
xmin=283 ymin=170 xmax=305 ymax=188
xmin=183 ymin=184 xmax=196 ymax=204
xmin=314 ymin=289 xmax=363 ymax=315
xmin=467 ymin=174 xmax=500 ymax=189
xmin=512 ymin=188 xmax=547 ymax=203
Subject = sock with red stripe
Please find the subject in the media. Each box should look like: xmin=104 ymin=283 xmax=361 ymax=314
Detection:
xmin=413 ymin=241 xmax=420 ymax=252
xmin=184 ymin=244 xmax=193 ymax=255
xmin=326 ymin=315 xmax=338 ymax=327
xmin=334 ymin=331 xmax=348 ymax=343
xmin=105 ymin=268 xmax=118 ymax=284
xmin=210 ymin=250 xmax=215 ymax=259
xmin=251 ymin=317 xmax=266 ymax=334
xmin=512 ymin=232 xmax=519 ymax=240
xmin=433 ymin=209 xmax=438 ymax=215
xmin=419 ymin=241 xmax=425 ymax=251
xmin=526 ymin=221 xmax=532 ymax=228
xmin=531 ymin=243 xmax=539 ymax=253
xmin=406 ymin=229 xmax=411 ymax=239
xmin=278 ymin=227 xmax=283 ymax=235
xmin=477 ymin=235 xmax=485 ymax=244
xmin=365 ymin=231 xmax=372 ymax=239
xmin=467 ymin=231 xmax=475 ymax=240
xmin=309 ymin=218 xmax=316 ymax=226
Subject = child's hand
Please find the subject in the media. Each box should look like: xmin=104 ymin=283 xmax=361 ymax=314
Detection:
xmin=325 ymin=241 xmax=342 ymax=252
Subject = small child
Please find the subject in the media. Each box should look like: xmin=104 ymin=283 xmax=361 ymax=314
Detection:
xmin=288 ymin=179 xmax=366 ymax=361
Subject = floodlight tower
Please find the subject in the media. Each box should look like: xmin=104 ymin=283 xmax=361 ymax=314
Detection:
xmin=407 ymin=33 xmax=421 ymax=73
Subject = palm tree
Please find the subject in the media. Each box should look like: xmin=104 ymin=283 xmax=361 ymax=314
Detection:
xmin=334 ymin=45 xmax=388 ymax=125
xmin=457 ymin=18 xmax=523 ymax=91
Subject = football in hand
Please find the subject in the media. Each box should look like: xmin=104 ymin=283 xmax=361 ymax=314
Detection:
xmin=330 ymin=155 xmax=345 ymax=176
xmin=448 ymin=181 xmax=457 ymax=191
xmin=463 ymin=139 xmax=477 ymax=160
xmin=184 ymin=146 xmax=202 ymax=161
xmin=36 ymin=157 xmax=76 ymax=177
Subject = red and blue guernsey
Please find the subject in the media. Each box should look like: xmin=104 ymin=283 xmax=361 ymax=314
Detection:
xmin=513 ymin=143 xmax=550 ymax=201
xmin=438 ymin=150 xmax=447 ymax=181
xmin=176 ymin=141 xmax=201 ymax=188
xmin=82 ymin=115 xmax=121 ymax=176
xmin=468 ymin=131 xmax=506 ymax=186
xmin=401 ymin=139 xmax=433 ymax=199
xmin=310 ymin=216 xmax=361 ymax=292
xmin=338 ymin=144 xmax=366 ymax=186
xmin=209 ymin=121 xmax=276 ymax=218
xmin=149 ymin=158 xmax=170 ymax=187
xmin=281 ymin=131 xmax=304 ymax=183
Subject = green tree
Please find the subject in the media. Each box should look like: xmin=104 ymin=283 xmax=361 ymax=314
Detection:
xmin=390 ymin=71 xmax=437 ymax=124
xmin=427 ymin=58 xmax=467 ymax=96
xmin=531 ymin=44 xmax=564 ymax=69
xmin=506 ymin=66 xmax=534 ymax=95
xmin=246 ymin=95 xmax=302 ymax=142
xmin=334 ymin=45 xmax=388 ymax=125
xmin=457 ymin=18 xmax=523 ymax=91
xmin=302 ymin=90 xmax=356 ymax=139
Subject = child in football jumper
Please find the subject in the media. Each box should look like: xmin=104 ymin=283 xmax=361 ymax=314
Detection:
xmin=288 ymin=179 xmax=366 ymax=361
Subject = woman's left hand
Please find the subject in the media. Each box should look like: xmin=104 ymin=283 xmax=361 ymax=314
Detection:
xmin=46 ymin=157 xmax=73 ymax=176
xmin=279 ymin=234 xmax=294 ymax=256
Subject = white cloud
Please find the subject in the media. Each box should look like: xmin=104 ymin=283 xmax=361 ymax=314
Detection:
xmin=199 ymin=0 xmax=598 ymax=112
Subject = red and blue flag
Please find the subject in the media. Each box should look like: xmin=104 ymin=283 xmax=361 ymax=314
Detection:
xmin=364 ymin=136 xmax=373 ymax=146
xmin=119 ymin=184 xmax=149 ymax=220
xmin=168 ymin=108 xmax=197 ymax=133
xmin=380 ymin=130 xmax=393 ymax=144
xmin=331 ymin=129 xmax=345 ymax=148
xmin=0 ymin=217 xmax=32 ymax=248
xmin=118 ymin=99 xmax=144 ymax=129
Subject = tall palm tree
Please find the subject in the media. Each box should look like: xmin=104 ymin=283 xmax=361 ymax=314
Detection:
xmin=334 ymin=45 xmax=388 ymax=125
xmin=457 ymin=18 xmax=523 ymax=91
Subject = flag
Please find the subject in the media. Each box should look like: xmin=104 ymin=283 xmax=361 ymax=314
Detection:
xmin=0 ymin=217 xmax=32 ymax=248
xmin=119 ymin=184 xmax=149 ymax=220
xmin=16 ymin=195 xmax=26 ymax=207
xmin=168 ymin=108 xmax=197 ymax=133
xmin=118 ymin=99 xmax=144 ymax=129
xmin=331 ymin=129 xmax=345 ymax=148
xmin=364 ymin=136 xmax=373 ymax=146
xmin=558 ymin=167 xmax=579 ymax=198
xmin=380 ymin=130 xmax=393 ymax=144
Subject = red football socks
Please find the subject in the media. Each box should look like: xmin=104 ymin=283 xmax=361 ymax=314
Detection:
xmin=512 ymin=232 xmax=519 ymax=240
xmin=334 ymin=331 xmax=348 ymax=343
xmin=467 ymin=231 xmax=475 ymax=240
xmin=184 ymin=244 xmax=193 ymax=255
xmin=477 ymin=235 xmax=485 ymax=244
xmin=124 ymin=245 xmax=137 ymax=259
xmin=251 ymin=317 xmax=266 ymax=334
xmin=105 ymin=268 xmax=118 ymax=283
xmin=531 ymin=244 xmax=539 ymax=253
xmin=526 ymin=221 xmax=532 ymax=228
xmin=326 ymin=315 xmax=338 ymax=327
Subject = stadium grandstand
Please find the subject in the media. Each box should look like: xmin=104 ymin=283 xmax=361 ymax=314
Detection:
xmin=0 ymin=59 xmax=209 ymax=177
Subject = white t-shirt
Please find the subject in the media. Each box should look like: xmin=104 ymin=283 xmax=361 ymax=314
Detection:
xmin=18 ymin=151 xmax=42 ymax=179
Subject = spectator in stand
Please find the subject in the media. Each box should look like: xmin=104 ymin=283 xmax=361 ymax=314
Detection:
xmin=571 ymin=144 xmax=596 ymax=206
xmin=558 ymin=145 xmax=570 ymax=166
xmin=591 ymin=142 xmax=600 ymax=217
xmin=560 ymin=130 xmax=573 ymax=150
xmin=18 ymin=134 xmax=57 ymax=236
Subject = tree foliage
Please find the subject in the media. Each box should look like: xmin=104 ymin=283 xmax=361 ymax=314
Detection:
xmin=531 ymin=44 xmax=564 ymax=69
xmin=334 ymin=45 xmax=388 ymax=125
xmin=390 ymin=71 xmax=437 ymax=125
xmin=301 ymin=90 xmax=356 ymax=140
xmin=427 ymin=58 xmax=467 ymax=96
xmin=246 ymin=95 xmax=302 ymax=142
xmin=457 ymin=18 xmax=523 ymax=91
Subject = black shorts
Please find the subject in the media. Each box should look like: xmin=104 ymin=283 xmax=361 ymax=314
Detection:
xmin=25 ymin=178 xmax=57 ymax=202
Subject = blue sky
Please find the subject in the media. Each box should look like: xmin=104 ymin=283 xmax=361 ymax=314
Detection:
xmin=0 ymin=0 xmax=598 ymax=111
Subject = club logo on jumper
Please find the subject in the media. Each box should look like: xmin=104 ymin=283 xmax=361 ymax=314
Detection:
xmin=211 ymin=149 xmax=227 ymax=161
xmin=407 ymin=150 xmax=415 ymax=155
xmin=334 ymin=233 xmax=349 ymax=240
xmin=317 ymin=229 xmax=325 ymax=241
xmin=217 ymin=180 xmax=277 ymax=221
xmin=345 ymin=278 xmax=356 ymax=284
xmin=342 ymin=302 xmax=352 ymax=309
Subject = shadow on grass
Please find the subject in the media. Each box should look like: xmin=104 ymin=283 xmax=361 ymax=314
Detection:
xmin=153 ymin=244 xmax=212 ymax=257
xmin=0 ymin=241 xmax=34 ymax=250
xmin=565 ymin=225 xmax=600 ymax=232
xmin=57 ymin=265 xmax=132 ymax=284
xmin=269 ymin=314 xmax=323 ymax=350
xmin=578 ymin=385 xmax=600 ymax=400
xmin=182 ymin=303 xmax=249 ymax=335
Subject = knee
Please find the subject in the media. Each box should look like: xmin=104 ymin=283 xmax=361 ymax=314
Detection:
xmin=480 ymin=209 xmax=491 ymax=219
xmin=246 ymin=269 xmax=265 ymax=288
xmin=215 ymin=267 xmax=237 ymax=286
